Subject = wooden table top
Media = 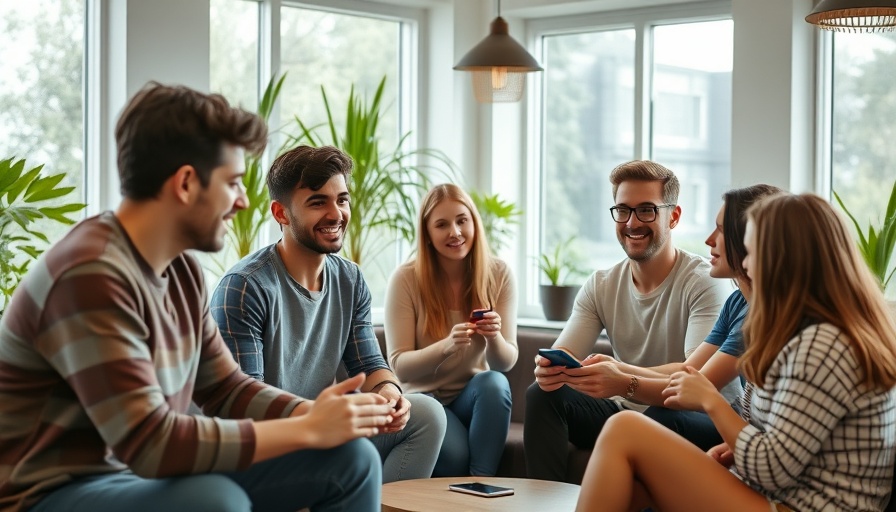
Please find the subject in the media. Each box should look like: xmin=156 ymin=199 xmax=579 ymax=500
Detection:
xmin=382 ymin=476 xmax=581 ymax=512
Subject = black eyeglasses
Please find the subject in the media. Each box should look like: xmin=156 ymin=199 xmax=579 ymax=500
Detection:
xmin=609 ymin=204 xmax=675 ymax=223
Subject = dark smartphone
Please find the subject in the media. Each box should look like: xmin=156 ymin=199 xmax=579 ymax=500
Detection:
xmin=538 ymin=348 xmax=582 ymax=368
xmin=469 ymin=307 xmax=492 ymax=322
xmin=448 ymin=482 xmax=514 ymax=497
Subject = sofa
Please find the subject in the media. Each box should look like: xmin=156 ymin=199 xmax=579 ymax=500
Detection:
xmin=372 ymin=325 xmax=612 ymax=484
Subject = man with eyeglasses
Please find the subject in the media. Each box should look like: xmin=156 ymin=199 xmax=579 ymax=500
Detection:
xmin=524 ymin=160 xmax=731 ymax=482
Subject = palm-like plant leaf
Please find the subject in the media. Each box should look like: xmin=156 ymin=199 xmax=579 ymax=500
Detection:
xmin=285 ymin=76 xmax=456 ymax=266
xmin=834 ymin=183 xmax=896 ymax=290
xmin=0 ymin=157 xmax=86 ymax=314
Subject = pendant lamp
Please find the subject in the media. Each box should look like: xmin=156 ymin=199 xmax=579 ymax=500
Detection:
xmin=454 ymin=0 xmax=543 ymax=103
xmin=806 ymin=0 xmax=896 ymax=32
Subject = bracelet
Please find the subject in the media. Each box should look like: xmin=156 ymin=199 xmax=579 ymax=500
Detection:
xmin=625 ymin=375 xmax=639 ymax=400
xmin=371 ymin=380 xmax=403 ymax=394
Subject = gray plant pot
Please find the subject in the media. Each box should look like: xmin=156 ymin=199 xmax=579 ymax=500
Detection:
xmin=539 ymin=284 xmax=580 ymax=321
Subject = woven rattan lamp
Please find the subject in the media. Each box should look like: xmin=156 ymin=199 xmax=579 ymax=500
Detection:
xmin=806 ymin=0 xmax=896 ymax=32
xmin=454 ymin=1 xmax=543 ymax=103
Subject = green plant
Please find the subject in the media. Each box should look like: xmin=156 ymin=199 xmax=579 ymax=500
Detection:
xmin=286 ymin=76 xmax=456 ymax=266
xmin=536 ymin=236 xmax=585 ymax=286
xmin=226 ymin=73 xmax=286 ymax=261
xmin=0 ymin=157 xmax=86 ymax=313
xmin=471 ymin=191 xmax=523 ymax=254
xmin=834 ymin=180 xmax=896 ymax=290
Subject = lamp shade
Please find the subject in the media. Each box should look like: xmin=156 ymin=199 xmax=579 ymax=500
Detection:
xmin=806 ymin=0 xmax=896 ymax=32
xmin=454 ymin=17 xmax=543 ymax=103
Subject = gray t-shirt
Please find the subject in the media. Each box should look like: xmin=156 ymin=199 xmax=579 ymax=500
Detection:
xmin=210 ymin=244 xmax=389 ymax=398
xmin=556 ymin=249 xmax=732 ymax=409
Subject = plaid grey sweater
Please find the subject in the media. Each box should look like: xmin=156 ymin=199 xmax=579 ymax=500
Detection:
xmin=736 ymin=323 xmax=896 ymax=511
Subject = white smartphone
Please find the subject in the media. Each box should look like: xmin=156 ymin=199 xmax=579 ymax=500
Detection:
xmin=447 ymin=482 xmax=514 ymax=498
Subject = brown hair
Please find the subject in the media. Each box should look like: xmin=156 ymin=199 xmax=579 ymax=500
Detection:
xmin=267 ymin=145 xmax=353 ymax=202
xmin=609 ymin=160 xmax=680 ymax=204
xmin=741 ymin=193 xmax=896 ymax=390
xmin=116 ymin=82 xmax=267 ymax=200
xmin=413 ymin=184 xmax=496 ymax=339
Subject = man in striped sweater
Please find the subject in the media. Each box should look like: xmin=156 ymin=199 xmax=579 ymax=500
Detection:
xmin=0 ymin=83 xmax=392 ymax=512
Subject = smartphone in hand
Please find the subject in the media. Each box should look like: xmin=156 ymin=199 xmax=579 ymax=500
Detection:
xmin=469 ymin=307 xmax=492 ymax=322
xmin=448 ymin=482 xmax=514 ymax=498
xmin=538 ymin=348 xmax=582 ymax=368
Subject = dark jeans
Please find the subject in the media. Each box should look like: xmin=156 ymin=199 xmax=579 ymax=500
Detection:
xmin=523 ymin=382 xmax=622 ymax=481
xmin=29 ymin=439 xmax=381 ymax=512
xmin=643 ymin=406 xmax=722 ymax=452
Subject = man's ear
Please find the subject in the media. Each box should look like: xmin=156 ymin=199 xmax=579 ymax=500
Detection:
xmin=169 ymin=165 xmax=199 ymax=205
xmin=271 ymin=200 xmax=289 ymax=226
xmin=669 ymin=204 xmax=682 ymax=229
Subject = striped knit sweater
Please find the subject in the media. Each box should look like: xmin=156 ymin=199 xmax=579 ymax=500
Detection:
xmin=0 ymin=212 xmax=303 ymax=511
xmin=735 ymin=323 xmax=896 ymax=511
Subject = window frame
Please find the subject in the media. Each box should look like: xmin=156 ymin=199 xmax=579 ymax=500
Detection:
xmin=520 ymin=1 xmax=733 ymax=321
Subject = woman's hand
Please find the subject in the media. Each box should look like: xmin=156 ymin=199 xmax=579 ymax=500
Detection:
xmin=662 ymin=366 xmax=719 ymax=411
xmin=707 ymin=442 xmax=734 ymax=468
xmin=472 ymin=310 xmax=502 ymax=340
xmin=442 ymin=322 xmax=475 ymax=355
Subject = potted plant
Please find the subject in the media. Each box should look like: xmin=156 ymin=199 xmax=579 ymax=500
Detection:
xmin=470 ymin=191 xmax=522 ymax=254
xmin=0 ymin=157 xmax=87 ymax=316
xmin=536 ymin=236 xmax=585 ymax=321
xmin=286 ymin=76 xmax=456 ymax=267
xmin=833 ymin=180 xmax=896 ymax=292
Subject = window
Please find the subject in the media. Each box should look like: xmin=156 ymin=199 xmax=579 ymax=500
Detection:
xmin=0 ymin=0 xmax=87 ymax=243
xmin=0 ymin=0 xmax=86 ymax=199
xmin=210 ymin=0 xmax=260 ymax=111
xmin=530 ymin=10 xmax=732 ymax=318
xmin=830 ymin=31 xmax=896 ymax=299
xmin=208 ymin=1 xmax=415 ymax=309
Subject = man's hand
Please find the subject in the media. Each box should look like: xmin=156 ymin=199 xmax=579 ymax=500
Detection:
xmin=300 ymin=373 xmax=393 ymax=449
xmin=377 ymin=382 xmax=410 ymax=433
xmin=534 ymin=354 xmax=572 ymax=392
xmin=562 ymin=361 xmax=630 ymax=398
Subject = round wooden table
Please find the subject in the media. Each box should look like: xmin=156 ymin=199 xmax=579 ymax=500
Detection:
xmin=382 ymin=476 xmax=581 ymax=512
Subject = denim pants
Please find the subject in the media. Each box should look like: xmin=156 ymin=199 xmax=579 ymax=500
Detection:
xmin=432 ymin=370 xmax=512 ymax=477
xmin=643 ymin=406 xmax=722 ymax=452
xmin=29 ymin=438 xmax=381 ymax=512
xmin=368 ymin=392 xmax=447 ymax=482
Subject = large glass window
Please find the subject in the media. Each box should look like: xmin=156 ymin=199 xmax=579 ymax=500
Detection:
xmin=831 ymin=32 xmax=896 ymax=298
xmin=0 ymin=0 xmax=86 ymax=195
xmin=537 ymin=17 xmax=733 ymax=306
xmin=210 ymin=0 xmax=260 ymax=111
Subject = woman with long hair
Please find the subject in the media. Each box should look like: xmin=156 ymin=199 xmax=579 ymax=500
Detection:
xmin=576 ymin=193 xmax=896 ymax=512
xmin=384 ymin=183 xmax=518 ymax=476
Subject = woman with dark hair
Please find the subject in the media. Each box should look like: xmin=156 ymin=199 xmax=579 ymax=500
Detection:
xmin=384 ymin=183 xmax=518 ymax=477
xmin=576 ymin=193 xmax=896 ymax=512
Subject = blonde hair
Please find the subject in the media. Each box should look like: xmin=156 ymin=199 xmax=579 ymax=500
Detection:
xmin=609 ymin=160 xmax=680 ymax=204
xmin=413 ymin=184 xmax=496 ymax=339
xmin=741 ymin=193 xmax=896 ymax=390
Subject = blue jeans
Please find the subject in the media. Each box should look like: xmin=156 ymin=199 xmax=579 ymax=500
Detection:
xmin=432 ymin=370 xmax=512 ymax=477
xmin=368 ymin=392 xmax=447 ymax=482
xmin=29 ymin=439 xmax=381 ymax=512
xmin=643 ymin=406 xmax=723 ymax=452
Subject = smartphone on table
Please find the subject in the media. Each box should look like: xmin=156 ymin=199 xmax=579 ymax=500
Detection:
xmin=538 ymin=347 xmax=582 ymax=368
xmin=448 ymin=482 xmax=514 ymax=497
